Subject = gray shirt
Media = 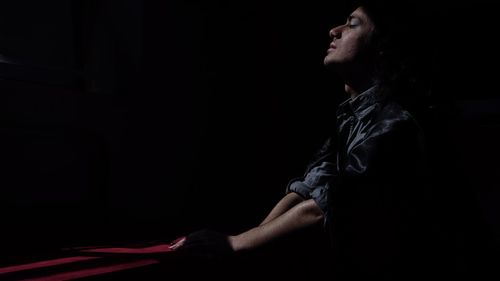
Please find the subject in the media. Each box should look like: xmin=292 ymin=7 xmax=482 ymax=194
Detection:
xmin=286 ymin=86 xmax=378 ymax=214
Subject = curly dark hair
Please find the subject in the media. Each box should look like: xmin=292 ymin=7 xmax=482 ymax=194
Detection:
xmin=355 ymin=0 xmax=438 ymax=111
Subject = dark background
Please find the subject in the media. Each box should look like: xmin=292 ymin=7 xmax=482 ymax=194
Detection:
xmin=0 ymin=0 xmax=498 ymax=270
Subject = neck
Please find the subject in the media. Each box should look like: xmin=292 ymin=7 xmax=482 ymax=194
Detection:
xmin=344 ymin=79 xmax=374 ymax=99
xmin=337 ymin=64 xmax=375 ymax=99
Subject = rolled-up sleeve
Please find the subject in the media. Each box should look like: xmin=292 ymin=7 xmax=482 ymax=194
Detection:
xmin=286 ymin=161 xmax=337 ymax=214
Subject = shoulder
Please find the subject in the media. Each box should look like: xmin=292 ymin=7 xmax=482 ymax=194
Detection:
xmin=370 ymin=101 xmax=420 ymax=137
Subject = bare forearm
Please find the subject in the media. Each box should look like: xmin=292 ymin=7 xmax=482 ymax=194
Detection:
xmin=260 ymin=192 xmax=305 ymax=226
xmin=230 ymin=199 xmax=324 ymax=252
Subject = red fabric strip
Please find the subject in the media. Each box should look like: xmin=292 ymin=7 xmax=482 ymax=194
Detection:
xmin=0 ymin=256 xmax=100 ymax=275
xmin=19 ymin=258 xmax=159 ymax=281
xmin=81 ymin=244 xmax=172 ymax=254
xmin=78 ymin=236 xmax=185 ymax=254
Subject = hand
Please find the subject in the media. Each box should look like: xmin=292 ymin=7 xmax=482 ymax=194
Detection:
xmin=168 ymin=236 xmax=186 ymax=251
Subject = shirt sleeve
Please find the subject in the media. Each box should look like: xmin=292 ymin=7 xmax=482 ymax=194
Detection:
xmin=330 ymin=117 xmax=426 ymax=266
xmin=286 ymin=161 xmax=337 ymax=214
xmin=342 ymin=118 xmax=422 ymax=180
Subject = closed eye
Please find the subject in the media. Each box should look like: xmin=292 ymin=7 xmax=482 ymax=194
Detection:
xmin=347 ymin=16 xmax=361 ymax=27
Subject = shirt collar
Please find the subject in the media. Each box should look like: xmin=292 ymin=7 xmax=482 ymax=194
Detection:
xmin=337 ymin=85 xmax=381 ymax=120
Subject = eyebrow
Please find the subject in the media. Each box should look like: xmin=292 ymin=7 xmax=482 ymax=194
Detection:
xmin=347 ymin=15 xmax=361 ymax=20
xmin=347 ymin=15 xmax=360 ymax=22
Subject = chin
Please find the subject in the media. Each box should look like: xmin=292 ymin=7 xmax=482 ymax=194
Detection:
xmin=324 ymin=53 xmax=343 ymax=66
xmin=323 ymin=56 xmax=333 ymax=66
xmin=324 ymin=57 xmax=338 ymax=68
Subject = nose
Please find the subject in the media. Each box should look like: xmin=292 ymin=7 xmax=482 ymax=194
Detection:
xmin=329 ymin=25 xmax=343 ymax=39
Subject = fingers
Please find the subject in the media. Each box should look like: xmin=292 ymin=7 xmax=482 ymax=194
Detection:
xmin=168 ymin=237 xmax=186 ymax=251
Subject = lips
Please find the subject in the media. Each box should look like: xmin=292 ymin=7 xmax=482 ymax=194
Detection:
xmin=327 ymin=43 xmax=337 ymax=53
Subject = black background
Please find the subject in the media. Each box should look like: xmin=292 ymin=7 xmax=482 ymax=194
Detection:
xmin=0 ymin=0 xmax=498 ymax=271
